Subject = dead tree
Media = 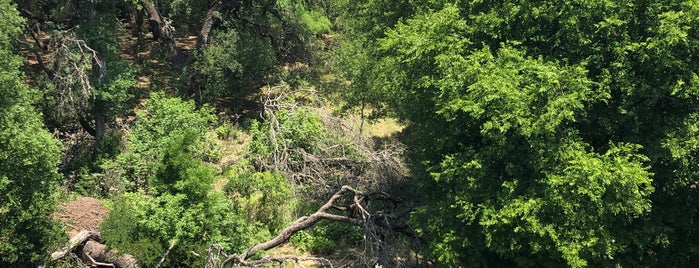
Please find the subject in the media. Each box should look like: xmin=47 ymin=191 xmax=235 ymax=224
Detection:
xmin=209 ymin=184 xmax=417 ymax=267
xmin=208 ymin=89 xmax=419 ymax=267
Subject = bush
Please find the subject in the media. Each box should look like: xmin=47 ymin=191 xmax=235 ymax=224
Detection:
xmin=248 ymin=106 xmax=328 ymax=166
xmin=290 ymin=221 xmax=363 ymax=255
xmin=102 ymin=192 xmax=252 ymax=267
xmin=190 ymin=29 xmax=278 ymax=103
xmin=224 ymin=160 xmax=298 ymax=234
xmin=103 ymin=92 xmax=218 ymax=191
xmin=100 ymin=92 xmax=253 ymax=266
xmin=216 ymin=123 xmax=235 ymax=140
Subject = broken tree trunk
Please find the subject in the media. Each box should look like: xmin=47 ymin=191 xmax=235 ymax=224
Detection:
xmin=51 ymin=230 xmax=140 ymax=268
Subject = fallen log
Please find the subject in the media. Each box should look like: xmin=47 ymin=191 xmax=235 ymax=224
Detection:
xmin=51 ymin=230 xmax=140 ymax=268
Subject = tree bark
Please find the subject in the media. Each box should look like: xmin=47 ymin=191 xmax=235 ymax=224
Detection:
xmin=196 ymin=0 xmax=235 ymax=51
xmin=129 ymin=4 xmax=144 ymax=36
xmin=51 ymin=230 xmax=140 ymax=268
xmin=141 ymin=0 xmax=178 ymax=56
xmin=92 ymin=98 xmax=107 ymax=147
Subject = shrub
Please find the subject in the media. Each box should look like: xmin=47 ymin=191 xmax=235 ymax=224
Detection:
xmin=102 ymin=192 xmax=252 ymax=267
xmin=224 ymin=160 xmax=298 ymax=234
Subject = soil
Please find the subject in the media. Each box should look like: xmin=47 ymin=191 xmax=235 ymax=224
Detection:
xmin=53 ymin=196 xmax=109 ymax=238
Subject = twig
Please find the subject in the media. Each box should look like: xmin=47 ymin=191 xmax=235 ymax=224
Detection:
xmin=155 ymin=239 xmax=177 ymax=268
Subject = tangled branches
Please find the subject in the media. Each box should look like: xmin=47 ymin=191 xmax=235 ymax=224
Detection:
xmin=232 ymin=89 xmax=418 ymax=267
xmin=208 ymin=185 xmax=415 ymax=267
xmin=252 ymin=88 xmax=408 ymax=195
xmin=45 ymin=31 xmax=104 ymax=119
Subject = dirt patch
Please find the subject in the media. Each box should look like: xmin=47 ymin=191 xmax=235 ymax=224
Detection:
xmin=53 ymin=196 xmax=109 ymax=238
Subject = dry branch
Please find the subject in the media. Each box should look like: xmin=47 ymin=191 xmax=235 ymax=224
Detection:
xmin=222 ymin=185 xmax=367 ymax=266
xmin=51 ymin=230 xmax=100 ymax=260
xmin=155 ymin=240 xmax=177 ymax=268
xmin=219 ymin=90 xmax=417 ymax=267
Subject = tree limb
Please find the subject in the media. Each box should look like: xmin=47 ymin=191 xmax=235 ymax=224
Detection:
xmin=51 ymin=230 xmax=140 ymax=268
xmin=155 ymin=239 xmax=177 ymax=268
xmin=196 ymin=0 xmax=236 ymax=51
xmin=222 ymin=186 xmax=367 ymax=266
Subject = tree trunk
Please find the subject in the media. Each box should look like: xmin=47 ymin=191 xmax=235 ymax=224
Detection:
xmin=93 ymin=100 xmax=107 ymax=150
xmin=129 ymin=4 xmax=143 ymax=37
xmin=187 ymin=0 xmax=236 ymax=105
xmin=141 ymin=0 xmax=178 ymax=56
xmin=196 ymin=0 xmax=235 ymax=51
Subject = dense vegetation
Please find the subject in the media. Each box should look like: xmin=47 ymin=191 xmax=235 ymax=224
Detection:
xmin=1 ymin=0 xmax=699 ymax=267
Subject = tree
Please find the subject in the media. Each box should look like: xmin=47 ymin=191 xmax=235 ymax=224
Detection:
xmin=16 ymin=0 xmax=137 ymax=159
xmin=337 ymin=0 xmax=699 ymax=266
xmin=100 ymin=92 xmax=251 ymax=267
xmin=0 ymin=0 xmax=63 ymax=265
xmin=332 ymin=0 xmax=417 ymax=121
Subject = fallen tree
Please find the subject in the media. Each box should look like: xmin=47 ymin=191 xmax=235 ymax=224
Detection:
xmin=203 ymin=184 xmax=416 ymax=267
xmin=222 ymin=185 xmax=366 ymax=266
xmin=210 ymin=90 xmax=420 ymax=267
xmin=51 ymin=230 xmax=139 ymax=268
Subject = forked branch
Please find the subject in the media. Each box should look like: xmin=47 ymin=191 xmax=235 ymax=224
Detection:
xmin=222 ymin=186 xmax=368 ymax=267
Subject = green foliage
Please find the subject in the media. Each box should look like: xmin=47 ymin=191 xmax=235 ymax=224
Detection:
xmin=105 ymin=92 xmax=218 ymax=190
xmin=190 ymin=29 xmax=277 ymax=102
xmin=332 ymin=0 xmax=418 ymax=117
xmin=100 ymin=91 xmax=252 ymax=266
xmin=278 ymin=0 xmax=333 ymax=35
xmin=336 ymin=0 xmax=699 ymax=266
xmin=0 ymin=1 xmax=63 ymax=265
xmin=216 ymin=122 xmax=237 ymax=140
xmin=290 ymin=215 xmax=363 ymax=255
xmin=42 ymin=10 xmax=137 ymax=126
xmin=300 ymin=9 xmax=332 ymax=35
xmin=224 ymin=160 xmax=298 ymax=234
xmin=249 ymin=106 xmax=327 ymax=163
xmin=96 ymin=129 xmax=124 ymax=160
xmin=102 ymin=192 xmax=251 ymax=267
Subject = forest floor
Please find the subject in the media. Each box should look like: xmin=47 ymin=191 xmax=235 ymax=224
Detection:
xmin=52 ymin=196 xmax=109 ymax=239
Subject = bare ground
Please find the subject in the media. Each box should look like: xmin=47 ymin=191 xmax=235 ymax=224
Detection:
xmin=53 ymin=196 xmax=109 ymax=238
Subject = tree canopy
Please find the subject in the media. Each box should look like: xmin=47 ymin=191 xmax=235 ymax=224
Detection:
xmin=337 ymin=0 xmax=699 ymax=266
xmin=0 ymin=0 xmax=63 ymax=265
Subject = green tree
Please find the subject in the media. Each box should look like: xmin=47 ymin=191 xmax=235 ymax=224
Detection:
xmin=0 ymin=0 xmax=63 ymax=265
xmin=16 ymin=0 xmax=137 ymax=146
xmin=101 ymin=92 xmax=250 ymax=267
xmin=337 ymin=0 xmax=699 ymax=266
xmin=105 ymin=92 xmax=218 ymax=191
xmin=333 ymin=0 xmax=417 ymax=119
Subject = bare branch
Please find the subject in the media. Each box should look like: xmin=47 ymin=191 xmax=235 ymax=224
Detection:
xmin=48 ymin=31 xmax=104 ymax=120
xmin=222 ymin=186 xmax=367 ymax=267
xmin=85 ymin=253 xmax=116 ymax=268
xmin=155 ymin=240 xmax=177 ymax=268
